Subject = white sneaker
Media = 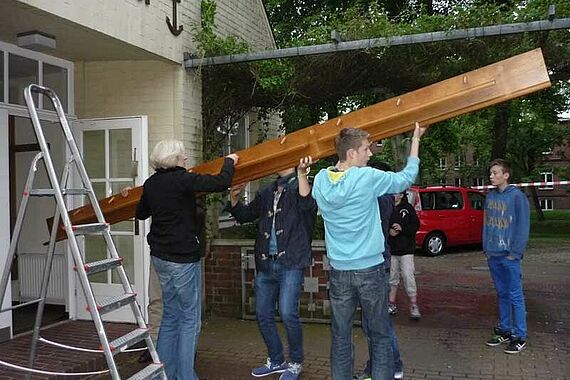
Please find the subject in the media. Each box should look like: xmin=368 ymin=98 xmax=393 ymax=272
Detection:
xmin=394 ymin=370 xmax=404 ymax=379
xmin=410 ymin=304 xmax=421 ymax=320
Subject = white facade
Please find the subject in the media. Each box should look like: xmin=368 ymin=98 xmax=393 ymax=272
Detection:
xmin=0 ymin=0 xmax=277 ymax=341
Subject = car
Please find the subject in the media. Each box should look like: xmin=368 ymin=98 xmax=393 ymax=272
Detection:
xmin=406 ymin=185 xmax=486 ymax=256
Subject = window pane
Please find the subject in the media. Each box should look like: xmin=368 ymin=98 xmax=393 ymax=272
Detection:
xmin=43 ymin=63 xmax=68 ymax=112
xmin=9 ymin=54 xmax=38 ymax=105
xmin=110 ymin=181 xmax=134 ymax=232
xmin=468 ymin=192 xmax=485 ymax=210
xmin=435 ymin=191 xmax=463 ymax=210
xmin=0 ymin=51 xmax=4 ymax=102
xmin=84 ymin=130 xmax=105 ymax=178
xmin=85 ymin=236 xmax=108 ymax=283
xmin=109 ymin=129 xmax=132 ymax=178
xmin=111 ymin=235 xmax=134 ymax=284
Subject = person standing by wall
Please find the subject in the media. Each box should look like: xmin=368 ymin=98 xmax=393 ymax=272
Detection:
xmin=228 ymin=157 xmax=316 ymax=380
xmin=312 ymin=123 xmax=424 ymax=380
xmin=135 ymin=139 xmax=238 ymax=380
xmin=388 ymin=191 xmax=421 ymax=320
xmin=483 ymin=159 xmax=530 ymax=354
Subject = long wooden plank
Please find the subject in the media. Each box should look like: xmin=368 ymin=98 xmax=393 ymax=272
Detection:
xmin=55 ymin=48 xmax=550 ymax=239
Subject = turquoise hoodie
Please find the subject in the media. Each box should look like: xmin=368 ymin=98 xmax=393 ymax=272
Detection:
xmin=312 ymin=157 xmax=419 ymax=270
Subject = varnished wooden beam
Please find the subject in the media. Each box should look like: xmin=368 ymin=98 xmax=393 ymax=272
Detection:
xmin=54 ymin=48 xmax=550 ymax=240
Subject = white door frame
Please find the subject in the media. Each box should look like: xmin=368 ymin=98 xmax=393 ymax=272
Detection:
xmin=70 ymin=116 xmax=150 ymax=323
xmin=0 ymin=108 xmax=11 ymax=339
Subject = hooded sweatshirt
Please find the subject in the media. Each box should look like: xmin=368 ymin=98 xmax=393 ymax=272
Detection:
xmin=312 ymin=157 xmax=419 ymax=270
xmin=483 ymin=185 xmax=530 ymax=259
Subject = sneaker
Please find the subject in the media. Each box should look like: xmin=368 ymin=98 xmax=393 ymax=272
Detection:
xmin=388 ymin=303 xmax=398 ymax=315
xmin=251 ymin=358 xmax=288 ymax=377
xmin=485 ymin=327 xmax=512 ymax=347
xmin=355 ymin=373 xmax=371 ymax=380
xmin=394 ymin=370 xmax=404 ymax=379
xmin=410 ymin=304 xmax=421 ymax=320
xmin=504 ymin=338 xmax=527 ymax=354
xmin=279 ymin=362 xmax=302 ymax=380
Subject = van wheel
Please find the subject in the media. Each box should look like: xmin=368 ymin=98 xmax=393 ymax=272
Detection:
xmin=423 ymin=233 xmax=446 ymax=256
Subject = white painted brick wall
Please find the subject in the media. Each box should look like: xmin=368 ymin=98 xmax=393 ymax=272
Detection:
xmin=17 ymin=0 xmax=202 ymax=63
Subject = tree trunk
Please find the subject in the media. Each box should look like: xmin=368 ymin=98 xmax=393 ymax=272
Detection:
xmin=491 ymin=103 xmax=509 ymax=159
xmin=528 ymin=186 xmax=544 ymax=221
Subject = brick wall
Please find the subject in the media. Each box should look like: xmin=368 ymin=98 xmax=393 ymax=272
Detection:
xmin=204 ymin=241 xmax=251 ymax=317
xmin=205 ymin=240 xmax=332 ymax=320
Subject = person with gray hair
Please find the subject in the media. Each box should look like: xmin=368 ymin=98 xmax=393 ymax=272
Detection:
xmin=134 ymin=139 xmax=238 ymax=380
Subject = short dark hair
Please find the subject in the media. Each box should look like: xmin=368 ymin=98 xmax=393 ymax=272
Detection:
xmin=489 ymin=158 xmax=512 ymax=181
xmin=335 ymin=128 xmax=369 ymax=161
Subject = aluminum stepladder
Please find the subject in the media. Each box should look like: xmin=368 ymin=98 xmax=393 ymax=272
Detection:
xmin=0 ymin=84 xmax=166 ymax=380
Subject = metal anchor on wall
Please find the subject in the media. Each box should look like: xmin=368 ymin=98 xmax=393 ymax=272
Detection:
xmin=167 ymin=0 xmax=183 ymax=36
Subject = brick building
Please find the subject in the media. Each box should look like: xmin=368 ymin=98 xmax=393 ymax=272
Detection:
xmin=0 ymin=0 xmax=278 ymax=342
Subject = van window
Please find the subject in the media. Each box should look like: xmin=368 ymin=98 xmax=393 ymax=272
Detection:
xmin=420 ymin=191 xmax=463 ymax=210
xmin=468 ymin=191 xmax=485 ymax=210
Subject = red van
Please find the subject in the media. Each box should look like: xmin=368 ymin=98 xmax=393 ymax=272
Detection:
xmin=406 ymin=186 xmax=486 ymax=256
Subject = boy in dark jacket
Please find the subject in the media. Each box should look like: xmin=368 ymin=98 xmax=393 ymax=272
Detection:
xmin=483 ymin=159 xmax=530 ymax=354
xmin=388 ymin=191 xmax=421 ymax=320
xmin=228 ymin=157 xmax=316 ymax=380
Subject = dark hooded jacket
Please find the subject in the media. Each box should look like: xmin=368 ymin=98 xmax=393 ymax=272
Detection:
xmin=228 ymin=173 xmax=317 ymax=272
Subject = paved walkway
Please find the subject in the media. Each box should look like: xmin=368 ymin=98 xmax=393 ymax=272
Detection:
xmin=0 ymin=243 xmax=568 ymax=379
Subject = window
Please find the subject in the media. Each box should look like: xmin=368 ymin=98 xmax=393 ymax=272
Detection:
xmin=9 ymin=53 xmax=38 ymax=106
xmin=474 ymin=177 xmax=485 ymax=187
xmin=539 ymin=172 xmax=553 ymax=190
xmin=0 ymin=40 xmax=73 ymax=113
xmin=454 ymin=177 xmax=462 ymax=187
xmin=438 ymin=157 xmax=447 ymax=170
xmin=43 ymin=63 xmax=68 ymax=112
xmin=454 ymin=155 xmax=463 ymax=170
xmin=468 ymin=192 xmax=485 ymax=210
xmin=420 ymin=191 xmax=463 ymax=211
xmin=539 ymin=199 xmax=553 ymax=210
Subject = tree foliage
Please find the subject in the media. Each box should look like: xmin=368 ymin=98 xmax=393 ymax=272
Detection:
xmin=193 ymin=0 xmax=570 ymax=218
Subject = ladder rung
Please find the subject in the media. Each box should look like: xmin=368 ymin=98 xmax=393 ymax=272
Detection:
xmin=127 ymin=363 xmax=165 ymax=380
xmin=0 ymin=298 xmax=43 ymax=313
xmin=28 ymin=188 xmax=90 ymax=196
xmin=87 ymin=293 xmax=136 ymax=315
xmin=107 ymin=328 xmax=149 ymax=354
xmin=70 ymin=222 xmax=109 ymax=235
xmin=77 ymin=257 xmax=123 ymax=275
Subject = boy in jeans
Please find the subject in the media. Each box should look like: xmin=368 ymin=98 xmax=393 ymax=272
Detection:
xmin=483 ymin=159 xmax=530 ymax=354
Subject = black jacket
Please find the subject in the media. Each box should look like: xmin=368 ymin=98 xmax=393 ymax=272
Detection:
xmin=388 ymin=197 xmax=420 ymax=256
xmin=229 ymin=174 xmax=317 ymax=272
xmin=136 ymin=158 xmax=235 ymax=263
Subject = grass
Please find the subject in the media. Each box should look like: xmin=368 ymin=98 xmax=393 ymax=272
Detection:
xmin=530 ymin=210 xmax=570 ymax=243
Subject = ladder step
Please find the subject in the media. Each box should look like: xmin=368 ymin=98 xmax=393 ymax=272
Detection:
xmin=87 ymin=293 xmax=136 ymax=315
xmin=70 ymin=222 xmax=109 ymax=235
xmin=77 ymin=257 xmax=123 ymax=275
xmin=127 ymin=363 xmax=165 ymax=380
xmin=28 ymin=188 xmax=90 ymax=196
xmin=107 ymin=328 xmax=149 ymax=354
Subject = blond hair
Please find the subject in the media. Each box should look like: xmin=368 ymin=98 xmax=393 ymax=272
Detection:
xmin=150 ymin=140 xmax=185 ymax=169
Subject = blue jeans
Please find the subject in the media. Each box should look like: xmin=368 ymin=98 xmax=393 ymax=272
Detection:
xmin=362 ymin=274 xmax=403 ymax=375
xmin=488 ymin=255 xmax=527 ymax=339
xmin=152 ymin=256 xmax=201 ymax=380
xmin=255 ymin=261 xmax=304 ymax=364
xmin=330 ymin=264 xmax=393 ymax=380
